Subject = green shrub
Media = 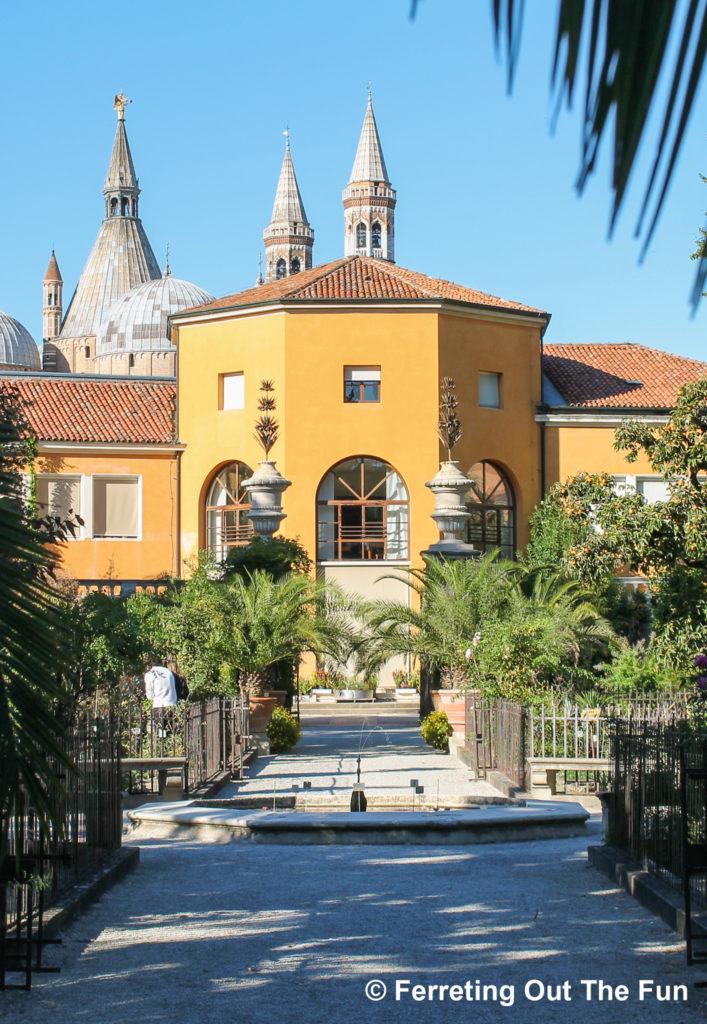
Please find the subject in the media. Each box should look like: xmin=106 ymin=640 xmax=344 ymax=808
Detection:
xmin=420 ymin=710 xmax=453 ymax=751
xmin=266 ymin=705 xmax=302 ymax=753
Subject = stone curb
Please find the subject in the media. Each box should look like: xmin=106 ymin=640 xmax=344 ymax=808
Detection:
xmin=41 ymin=847 xmax=140 ymax=940
xmin=588 ymin=843 xmax=707 ymax=940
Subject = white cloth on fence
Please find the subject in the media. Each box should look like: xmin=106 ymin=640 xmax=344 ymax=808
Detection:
xmin=144 ymin=666 xmax=178 ymax=707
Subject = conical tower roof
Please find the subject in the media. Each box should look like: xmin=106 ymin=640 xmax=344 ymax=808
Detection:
xmin=44 ymin=251 xmax=62 ymax=282
xmin=59 ymin=100 xmax=160 ymax=341
xmin=349 ymin=93 xmax=389 ymax=183
xmin=103 ymin=118 xmax=139 ymax=192
xmin=268 ymin=134 xmax=310 ymax=227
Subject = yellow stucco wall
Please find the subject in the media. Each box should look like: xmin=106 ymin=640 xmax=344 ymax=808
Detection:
xmin=438 ymin=312 xmax=543 ymax=551
xmin=36 ymin=448 xmax=179 ymax=581
xmin=176 ymin=303 xmax=545 ymax=571
xmin=544 ymin=424 xmax=659 ymax=484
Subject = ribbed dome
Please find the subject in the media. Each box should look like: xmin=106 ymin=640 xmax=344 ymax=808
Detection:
xmin=0 ymin=311 xmax=41 ymax=370
xmin=95 ymin=275 xmax=215 ymax=355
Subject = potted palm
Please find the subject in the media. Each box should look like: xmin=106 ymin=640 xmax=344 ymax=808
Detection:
xmin=225 ymin=570 xmax=358 ymax=733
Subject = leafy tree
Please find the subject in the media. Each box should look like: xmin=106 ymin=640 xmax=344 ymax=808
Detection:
xmin=225 ymin=535 xmax=311 ymax=578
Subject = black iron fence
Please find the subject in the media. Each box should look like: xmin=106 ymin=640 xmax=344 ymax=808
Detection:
xmin=1 ymin=715 xmax=122 ymax=990
xmin=121 ymin=697 xmax=251 ymax=794
xmin=465 ymin=696 xmax=527 ymax=789
xmin=609 ymin=721 xmax=707 ymax=908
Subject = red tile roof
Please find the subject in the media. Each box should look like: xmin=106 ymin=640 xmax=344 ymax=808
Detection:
xmin=543 ymin=343 xmax=707 ymax=408
xmin=0 ymin=375 xmax=176 ymax=443
xmin=182 ymin=256 xmax=547 ymax=316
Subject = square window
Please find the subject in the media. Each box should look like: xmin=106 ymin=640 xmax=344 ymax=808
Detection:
xmin=220 ymin=372 xmax=245 ymax=410
xmin=344 ymin=366 xmax=381 ymax=403
xmin=92 ymin=477 xmax=140 ymax=538
xmin=479 ymin=371 xmax=501 ymax=408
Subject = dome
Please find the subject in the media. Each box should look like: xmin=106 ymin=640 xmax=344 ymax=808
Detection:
xmin=95 ymin=274 xmax=215 ymax=356
xmin=0 ymin=310 xmax=41 ymax=370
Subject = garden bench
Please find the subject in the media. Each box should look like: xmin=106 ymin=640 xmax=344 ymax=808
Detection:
xmin=121 ymin=757 xmax=188 ymax=797
xmin=528 ymin=756 xmax=611 ymax=797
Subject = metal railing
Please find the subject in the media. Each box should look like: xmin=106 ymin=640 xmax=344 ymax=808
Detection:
xmin=121 ymin=697 xmax=251 ymax=794
xmin=1 ymin=715 xmax=122 ymax=990
xmin=465 ymin=696 xmax=527 ymax=790
xmin=609 ymin=721 xmax=707 ymax=908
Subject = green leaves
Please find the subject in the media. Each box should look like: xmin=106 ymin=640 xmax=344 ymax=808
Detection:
xmin=490 ymin=1 xmax=707 ymax=306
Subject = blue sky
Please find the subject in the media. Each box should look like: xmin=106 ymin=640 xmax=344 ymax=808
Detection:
xmin=1 ymin=0 xmax=705 ymax=360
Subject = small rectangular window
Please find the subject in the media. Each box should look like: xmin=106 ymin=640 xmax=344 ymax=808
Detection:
xmin=93 ymin=477 xmax=139 ymax=538
xmin=479 ymin=371 xmax=501 ymax=408
xmin=220 ymin=372 xmax=245 ymax=410
xmin=637 ymin=478 xmax=670 ymax=503
xmin=344 ymin=366 xmax=381 ymax=403
xmin=36 ymin=474 xmax=81 ymax=525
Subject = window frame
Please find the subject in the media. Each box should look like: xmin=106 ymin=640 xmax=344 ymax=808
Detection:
xmin=478 ymin=371 xmax=502 ymax=409
xmin=465 ymin=461 xmax=515 ymax=560
xmin=35 ymin=473 xmax=83 ymax=540
xmin=204 ymin=461 xmax=254 ymax=558
xmin=90 ymin=475 xmax=142 ymax=541
xmin=343 ymin=366 xmax=381 ymax=404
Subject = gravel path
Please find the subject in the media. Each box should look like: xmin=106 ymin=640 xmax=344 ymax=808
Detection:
xmin=2 ymin=713 xmax=705 ymax=1022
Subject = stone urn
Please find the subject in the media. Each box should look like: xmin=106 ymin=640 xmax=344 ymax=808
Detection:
xmin=422 ymin=460 xmax=480 ymax=559
xmin=243 ymin=460 xmax=292 ymax=539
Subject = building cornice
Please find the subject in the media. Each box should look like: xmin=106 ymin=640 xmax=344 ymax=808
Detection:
xmin=536 ymin=408 xmax=671 ymax=426
xmin=37 ymin=442 xmax=185 ymax=454
xmin=172 ymin=297 xmax=549 ymax=331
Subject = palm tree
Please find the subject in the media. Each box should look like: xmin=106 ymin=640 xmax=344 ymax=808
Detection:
xmin=361 ymin=552 xmax=517 ymax=687
xmin=412 ymin=1 xmax=707 ymax=305
xmin=0 ymin=392 xmax=73 ymax=856
xmin=224 ymin=570 xmax=360 ymax=697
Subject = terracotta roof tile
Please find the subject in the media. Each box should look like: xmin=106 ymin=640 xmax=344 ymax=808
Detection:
xmin=182 ymin=256 xmax=546 ymax=316
xmin=0 ymin=374 xmax=176 ymax=444
xmin=543 ymin=343 xmax=707 ymax=408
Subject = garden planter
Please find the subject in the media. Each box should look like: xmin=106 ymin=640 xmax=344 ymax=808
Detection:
xmin=266 ymin=689 xmax=288 ymax=707
xmin=337 ymin=688 xmax=375 ymax=702
xmin=249 ymin=695 xmax=277 ymax=732
xmin=431 ymin=690 xmax=467 ymax=732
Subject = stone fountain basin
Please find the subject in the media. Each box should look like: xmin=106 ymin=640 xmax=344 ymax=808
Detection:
xmin=128 ymin=799 xmax=590 ymax=844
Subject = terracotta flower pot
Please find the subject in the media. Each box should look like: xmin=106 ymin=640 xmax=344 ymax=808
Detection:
xmin=431 ymin=690 xmax=467 ymax=733
xmin=266 ymin=689 xmax=288 ymax=707
xmin=249 ymin=695 xmax=277 ymax=732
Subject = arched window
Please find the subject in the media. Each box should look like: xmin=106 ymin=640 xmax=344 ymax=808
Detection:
xmin=121 ymin=197 xmax=129 ymax=216
xmin=356 ymin=222 xmax=367 ymax=248
xmin=317 ymin=457 xmax=409 ymax=561
xmin=276 ymin=258 xmax=287 ymax=279
xmin=466 ymin=461 xmax=515 ymax=560
xmin=290 ymin=256 xmax=301 ymax=275
xmin=110 ymin=197 xmax=119 ymax=216
xmin=371 ymin=221 xmax=382 ymax=248
xmin=205 ymin=461 xmax=254 ymax=560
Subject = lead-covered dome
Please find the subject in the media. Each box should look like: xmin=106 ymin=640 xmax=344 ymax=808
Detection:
xmin=95 ymin=274 xmax=214 ymax=355
xmin=0 ymin=311 xmax=41 ymax=370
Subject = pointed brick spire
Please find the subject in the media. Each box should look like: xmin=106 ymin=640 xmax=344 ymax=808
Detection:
xmin=44 ymin=250 xmax=62 ymax=283
xmin=349 ymin=91 xmax=389 ymax=184
xmin=269 ymin=134 xmax=310 ymax=225
xmin=343 ymin=92 xmax=396 ymax=262
xmin=264 ymin=132 xmax=314 ymax=283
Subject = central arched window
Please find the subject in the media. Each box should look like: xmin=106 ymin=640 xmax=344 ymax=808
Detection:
xmin=276 ymin=258 xmax=287 ymax=279
xmin=317 ymin=457 xmax=409 ymax=561
xmin=371 ymin=221 xmax=382 ymax=248
xmin=290 ymin=256 xmax=301 ymax=275
xmin=205 ymin=461 xmax=254 ymax=560
xmin=356 ymin=222 xmax=367 ymax=248
xmin=466 ymin=461 xmax=515 ymax=560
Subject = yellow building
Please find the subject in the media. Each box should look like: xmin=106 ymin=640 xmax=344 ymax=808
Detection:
xmin=1 ymin=95 xmax=706 ymax=596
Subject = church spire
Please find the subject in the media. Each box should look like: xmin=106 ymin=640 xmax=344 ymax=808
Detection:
xmin=343 ymin=90 xmax=396 ymax=262
xmin=58 ymin=96 xmax=160 ymax=343
xmin=263 ymin=132 xmax=314 ymax=283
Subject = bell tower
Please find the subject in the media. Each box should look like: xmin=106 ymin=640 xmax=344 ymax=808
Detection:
xmin=43 ymin=250 xmax=63 ymax=341
xmin=343 ymin=91 xmax=396 ymax=262
xmin=264 ymin=132 xmax=314 ymax=283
